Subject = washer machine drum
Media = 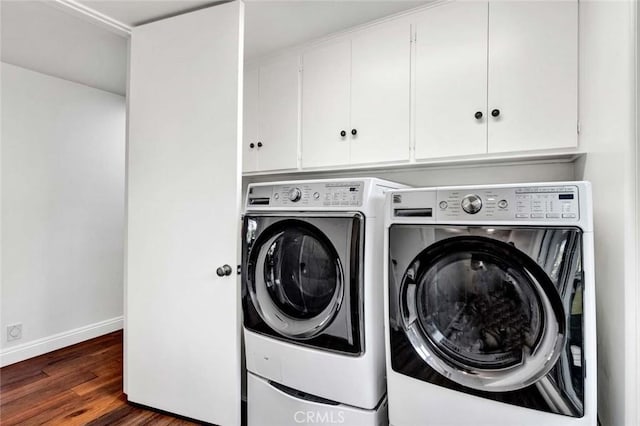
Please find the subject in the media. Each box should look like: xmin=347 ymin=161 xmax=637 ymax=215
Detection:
xmin=388 ymin=226 xmax=585 ymax=417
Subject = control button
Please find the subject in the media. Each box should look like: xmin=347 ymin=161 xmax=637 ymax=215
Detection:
xmin=546 ymin=213 xmax=561 ymax=218
xmin=562 ymin=213 xmax=577 ymax=219
xmin=288 ymin=188 xmax=302 ymax=202
xmin=439 ymin=201 xmax=448 ymax=210
xmin=516 ymin=214 xmax=529 ymax=218
xmin=497 ymin=200 xmax=508 ymax=209
xmin=530 ymin=213 xmax=545 ymax=219
xmin=461 ymin=194 xmax=482 ymax=214
xmin=313 ymin=192 xmax=320 ymax=200
xmin=274 ymin=193 xmax=280 ymax=200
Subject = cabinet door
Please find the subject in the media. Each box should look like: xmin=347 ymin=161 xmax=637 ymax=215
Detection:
xmin=257 ymin=55 xmax=299 ymax=171
xmin=350 ymin=20 xmax=411 ymax=164
xmin=301 ymin=39 xmax=351 ymax=168
xmin=414 ymin=2 xmax=488 ymax=159
xmin=127 ymin=3 xmax=242 ymax=425
xmin=487 ymin=1 xmax=578 ymax=153
xmin=243 ymin=66 xmax=259 ymax=172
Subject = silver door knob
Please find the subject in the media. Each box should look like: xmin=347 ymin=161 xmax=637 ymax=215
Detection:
xmin=216 ymin=264 xmax=233 ymax=277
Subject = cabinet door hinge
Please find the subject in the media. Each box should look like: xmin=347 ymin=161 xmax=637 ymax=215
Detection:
xmin=577 ymin=120 xmax=581 ymax=134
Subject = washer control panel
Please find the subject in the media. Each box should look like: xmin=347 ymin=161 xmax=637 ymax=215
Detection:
xmin=436 ymin=185 xmax=580 ymax=221
xmin=248 ymin=181 xmax=364 ymax=207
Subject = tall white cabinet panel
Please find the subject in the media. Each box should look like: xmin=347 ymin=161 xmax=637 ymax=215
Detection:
xmin=301 ymin=39 xmax=351 ymax=168
xmin=257 ymin=55 xmax=299 ymax=171
xmin=487 ymin=1 xmax=578 ymax=153
xmin=126 ymin=3 xmax=243 ymax=425
xmin=350 ymin=20 xmax=411 ymax=164
xmin=243 ymin=66 xmax=259 ymax=172
xmin=414 ymin=2 xmax=488 ymax=159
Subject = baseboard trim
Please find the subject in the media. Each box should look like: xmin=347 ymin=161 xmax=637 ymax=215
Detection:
xmin=0 ymin=316 xmax=124 ymax=367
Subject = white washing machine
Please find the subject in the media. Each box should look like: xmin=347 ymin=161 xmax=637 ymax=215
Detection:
xmin=243 ymin=178 xmax=406 ymax=426
xmin=384 ymin=182 xmax=596 ymax=426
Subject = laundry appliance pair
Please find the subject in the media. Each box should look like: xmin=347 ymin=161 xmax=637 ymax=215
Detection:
xmin=242 ymin=178 xmax=405 ymax=425
xmin=241 ymin=179 xmax=596 ymax=426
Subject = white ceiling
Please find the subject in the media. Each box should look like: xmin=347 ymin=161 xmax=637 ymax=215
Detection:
xmin=1 ymin=1 xmax=128 ymax=95
xmin=243 ymin=1 xmax=428 ymax=61
xmin=76 ymin=0 xmax=430 ymax=60
xmin=75 ymin=0 xmax=221 ymax=26
xmin=1 ymin=0 xmax=430 ymax=95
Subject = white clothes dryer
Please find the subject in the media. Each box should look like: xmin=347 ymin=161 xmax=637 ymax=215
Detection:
xmin=384 ymin=182 xmax=596 ymax=426
xmin=243 ymin=178 xmax=406 ymax=425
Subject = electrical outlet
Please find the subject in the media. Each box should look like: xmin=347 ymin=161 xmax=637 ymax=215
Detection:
xmin=7 ymin=324 xmax=22 ymax=342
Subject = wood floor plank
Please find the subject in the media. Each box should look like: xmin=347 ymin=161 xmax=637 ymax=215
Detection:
xmin=13 ymin=390 xmax=103 ymax=425
xmin=43 ymin=384 xmax=124 ymax=425
xmin=0 ymin=331 xmax=200 ymax=425
xmin=1 ymin=332 xmax=121 ymax=385
xmin=1 ymin=389 xmax=79 ymax=425
xmin=41 ymin=342 xmax=122 ymax=377
xmin=1 ymin=370 xmax=97 ymax=407
xmin=0 ymin=370 xmax=48 ymax=394
xmin=84 ymin=401 xmax=157 ymax=426
xmin=71 ymin=370 xmax=121 ymax=396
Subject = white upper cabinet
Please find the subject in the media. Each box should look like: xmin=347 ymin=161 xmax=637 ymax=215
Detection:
xmin=350 ymin=20 xmax=411 ymax=164
xmin=243 ymin=55 xmax=299 ymax=173
xmin=487 ymin=1 xmax=578 ymax=153
xmin=414 ymin=2 xmax=488 ymax=159
xmin=256 ymin=55 xmax=300 ymax=171
xmin=301 ymin=39 xmax=351 ymax=168
xmin=414 ymin=0 xmax=577 ymax=160
xmin=250 ymin=1 xmax=578 ymax=172
xmin=243 ymin=66 xmax=259 ymax=172
xmin=302 ymin=21 xmax=411 ymax=168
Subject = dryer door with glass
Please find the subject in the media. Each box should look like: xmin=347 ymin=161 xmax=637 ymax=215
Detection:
xmin=388 ymin=225 xmax=585 ymax=417
xmin=243 ymin=213 xmax=364 ymax=355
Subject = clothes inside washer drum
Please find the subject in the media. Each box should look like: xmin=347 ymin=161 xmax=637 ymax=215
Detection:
xmin=461 ymin=282 xmax=532 ymax=352
xmin=416 ymin=251 xmax=544 ymax=369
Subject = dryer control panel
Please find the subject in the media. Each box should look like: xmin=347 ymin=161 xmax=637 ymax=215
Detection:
xmin=436 ymin=185 xmax=580 ymax=221
xmin=248 ymin=181 xmax=364 ymax=208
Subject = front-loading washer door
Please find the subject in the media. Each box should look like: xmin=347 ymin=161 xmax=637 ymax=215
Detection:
xmin=243 ymin=214 xmax=364 ymax=355
xmin=400 ymin=235 xmax=565 ymax=390
xmin=388 ymin=225 xmax=585 ymax=417
xmin=252 ymin=220 xmax=344 ymax=338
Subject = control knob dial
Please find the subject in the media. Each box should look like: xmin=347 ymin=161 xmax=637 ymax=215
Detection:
xmin=288 ymin=188 xmax=302 ymax=202
xmin=461 ymin=194 xmax=482 ymax=214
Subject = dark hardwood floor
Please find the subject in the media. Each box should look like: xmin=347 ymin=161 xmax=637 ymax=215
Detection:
xmin=0 ymin=330 xmax=199 ymax=425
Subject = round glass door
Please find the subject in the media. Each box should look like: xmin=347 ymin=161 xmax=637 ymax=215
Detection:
xmin=248 ymin=220 xmax=344 ymax=339
xmin=400 ymin=236 xmax=566 ymax=392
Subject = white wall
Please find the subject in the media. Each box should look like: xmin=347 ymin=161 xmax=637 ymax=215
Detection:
xmin=1 ymin=63 xmax=126 ymax=366
xmin=636 ymin=3 xmax=640 ymax=425
xmin=244 ymin=161 xmax=576 ymax=190
xmin=576 ymin=1 xmax=638 ymax=425
xmin=1 ymin=1 xmax=128 ymax=95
